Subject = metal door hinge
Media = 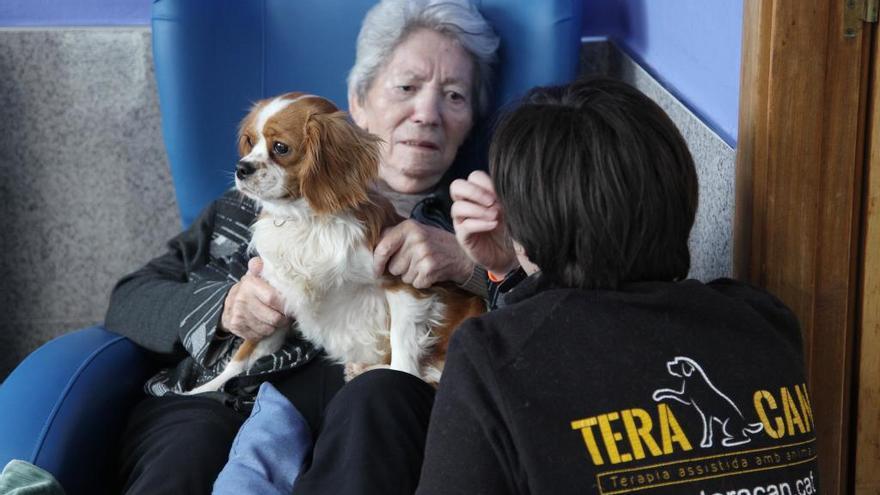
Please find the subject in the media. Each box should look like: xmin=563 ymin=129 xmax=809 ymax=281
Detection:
xmin=845 ymin=0 xmax=879 ymax=38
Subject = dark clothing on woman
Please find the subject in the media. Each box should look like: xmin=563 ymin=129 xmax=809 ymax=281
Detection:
xmin=105 ymin=190 xmax=319 ymax=402
xmin=118 ymin=360 xmax=435 ymax=495
xmin=107 ymin=185 xmax=475 ymax=494
xmin=104 ymin=187 xmax=473 ymax=404
xmin=117 ymin=353 xmax=345 ymax=494
xmin=416 ymin=275 xmax=819 ymax=495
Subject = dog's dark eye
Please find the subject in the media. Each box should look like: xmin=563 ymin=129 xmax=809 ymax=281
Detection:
xmin=273 ymin=142 xmax=289 ymax=155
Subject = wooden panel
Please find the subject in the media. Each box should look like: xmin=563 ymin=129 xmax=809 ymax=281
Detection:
xmin=733 ymin=0 xmax=769 ymax=289
xmin=855 ymin=24 xmax=880 ymax=495
xmin=736 ymin=1 xmax=873 ymax=493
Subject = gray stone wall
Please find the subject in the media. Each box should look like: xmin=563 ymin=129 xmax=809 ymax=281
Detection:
xmin=0 ymin=28 xmax=180 ymax=379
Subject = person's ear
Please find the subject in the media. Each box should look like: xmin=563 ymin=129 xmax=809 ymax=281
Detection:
xmin=513 ymin=241 xmax=540 ymax=275
xmin=348 ymin=90 xmax=368 ymax=130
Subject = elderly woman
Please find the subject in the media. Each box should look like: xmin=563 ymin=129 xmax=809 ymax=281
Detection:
xmin=105 ymin=1 xmax=499 ymax=493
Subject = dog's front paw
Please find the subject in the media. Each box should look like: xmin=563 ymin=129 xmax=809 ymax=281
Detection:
xmin=652 ymin=389 xmax=673 ymax=402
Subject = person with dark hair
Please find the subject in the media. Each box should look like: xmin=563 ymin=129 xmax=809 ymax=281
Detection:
xmin=416 ymin=77 xmax=820 ymax=494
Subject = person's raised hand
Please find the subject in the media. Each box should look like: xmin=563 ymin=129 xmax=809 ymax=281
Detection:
xmin=220 ymin=257 xmax=291 ymax=341
xmin=450 ymin=171 xmax=518 ymax=275
xmin=373 ymin=220 xmax=473 ymax=289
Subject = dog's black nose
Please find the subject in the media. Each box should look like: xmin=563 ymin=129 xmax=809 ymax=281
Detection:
xmin=236 ymin=160 xmax=257 ymax=179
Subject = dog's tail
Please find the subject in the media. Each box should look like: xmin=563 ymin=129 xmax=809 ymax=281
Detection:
xmin=743 ymin=422 xmax=764 ymax=435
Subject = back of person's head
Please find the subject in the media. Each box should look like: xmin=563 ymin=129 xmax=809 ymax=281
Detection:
xmin=348 ymin=0 xmax=499 ymax=117
xmin=490 ymin=77 xmax=698 ymax=290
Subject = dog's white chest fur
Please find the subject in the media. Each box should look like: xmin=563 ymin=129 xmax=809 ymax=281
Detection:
xmin=184 ymin=200 xmax=444 ymax=396
xmin=251 ymin=201 xmax=392 ymax=364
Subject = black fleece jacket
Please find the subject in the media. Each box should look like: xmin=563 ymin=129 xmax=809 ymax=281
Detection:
xmin=418 ymin=276 xmax=819 ymax=495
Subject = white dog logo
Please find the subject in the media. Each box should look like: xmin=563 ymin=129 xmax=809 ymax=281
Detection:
xmin=652 ymin=356 xmax=763 ymax=448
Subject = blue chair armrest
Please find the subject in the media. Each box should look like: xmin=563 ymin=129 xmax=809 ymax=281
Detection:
xmin=0 ymin=326 xmax=153 ymax=495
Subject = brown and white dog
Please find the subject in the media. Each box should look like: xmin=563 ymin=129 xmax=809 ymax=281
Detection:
xmin=186 ymin=92 xmax=484 ymax=394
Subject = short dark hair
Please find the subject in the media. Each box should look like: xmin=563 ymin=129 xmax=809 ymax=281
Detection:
xmin=489 ymin=77 xmax=698 ymax=289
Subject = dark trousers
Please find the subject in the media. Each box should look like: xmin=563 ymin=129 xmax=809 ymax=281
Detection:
xmin=118 ymin=362 xmax=434 ymax=495
xmin=293 ymin=369 xmax=436 ymax=495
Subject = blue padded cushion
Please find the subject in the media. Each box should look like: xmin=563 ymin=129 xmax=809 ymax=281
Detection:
xmin=213 ymin=382 xmax=312 ymax=494
xmin=152 ymin=0 xmax=583 ymax=227
xmin=0 ymin=327 xmax=152 ymax=495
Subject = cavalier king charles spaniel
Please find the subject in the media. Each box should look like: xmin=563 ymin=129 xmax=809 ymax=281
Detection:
xmin=186 ymin=93 xmax=484 ymax=394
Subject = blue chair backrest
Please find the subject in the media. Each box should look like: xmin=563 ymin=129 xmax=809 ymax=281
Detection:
xmin=152 ymin=0 xmax=584 ymax=227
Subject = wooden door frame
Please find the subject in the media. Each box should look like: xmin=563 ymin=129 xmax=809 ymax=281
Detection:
xmin=735 ymin=1 xmax=875 ymax=493
xmin=855 ymin=25 xmax=880 ymax=495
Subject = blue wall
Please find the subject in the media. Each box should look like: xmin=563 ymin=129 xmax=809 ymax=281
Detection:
xmin=584 ymin=0 xmax=743 ymax=146
xmin=0 ymin=0 xmax=150 ymax=26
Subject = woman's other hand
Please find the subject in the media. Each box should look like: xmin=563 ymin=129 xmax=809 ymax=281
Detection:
xmin=450 ymin=171 xmax=518 ymax=275
xmin=373 ymin=220 xmax=473 ymax=289
xmin=220 ymin=257 xmax=291 ymax=341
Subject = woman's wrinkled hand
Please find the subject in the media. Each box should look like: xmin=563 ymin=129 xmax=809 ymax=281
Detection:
xmin=450 ymin=171 xmax=518 ymax=275
xmin=373 ymin=220 xmax=473 ymax=289
xmin=220 ymin=257 xmax=291 ymax=341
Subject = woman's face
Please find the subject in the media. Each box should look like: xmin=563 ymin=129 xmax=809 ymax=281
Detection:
xmin=350 ymin=28 xmax=475 ymax=194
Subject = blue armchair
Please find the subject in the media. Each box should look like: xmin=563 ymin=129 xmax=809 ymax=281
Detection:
xmin=0 ymin=1 xmax=583 ymax=493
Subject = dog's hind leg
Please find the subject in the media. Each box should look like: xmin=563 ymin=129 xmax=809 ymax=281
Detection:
xmin=721 ymin=420 xmax=763 ymax=447
xmin=185 ymin=360 xmax=248 ymax=395
xmin=184 ymin=331 xmax=286 ymax=395
xmin=385 ymin=290 xmax=443 ymax=378
xmin=184 ymin=339 xmax=259 ymax=395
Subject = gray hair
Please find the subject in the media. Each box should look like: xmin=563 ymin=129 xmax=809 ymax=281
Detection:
xmin=348 ymin=0 xmax=500 ymax=117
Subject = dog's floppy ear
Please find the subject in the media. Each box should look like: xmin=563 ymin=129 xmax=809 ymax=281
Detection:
xmin=299 ymin=111 xmax=381 ymax=214
xmin=680 ymin=361 xmax=695 ymax=377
